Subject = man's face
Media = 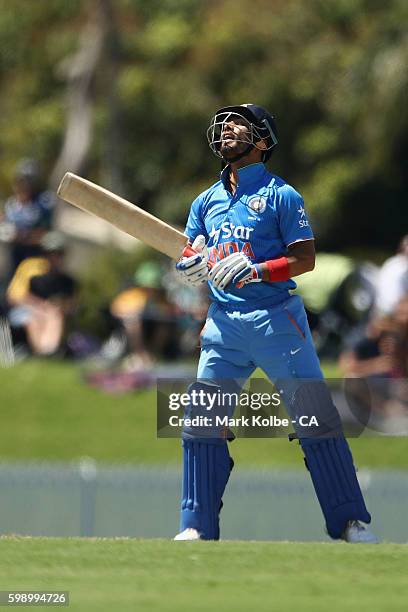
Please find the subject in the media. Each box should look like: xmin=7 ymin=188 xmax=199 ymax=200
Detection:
xmin=219 ymin=114 xmax=253 ymax=160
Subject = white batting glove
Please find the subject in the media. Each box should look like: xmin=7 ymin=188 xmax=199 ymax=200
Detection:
xmin=176 ymin=235 xmax=208 ymax=286
xmin=208 ymin=252 xmax=262 ymax=290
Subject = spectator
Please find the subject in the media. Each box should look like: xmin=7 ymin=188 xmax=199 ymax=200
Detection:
xmin=0 ymin=159 xmax=55 ymax=275
xmin=339 ymin=298 xmax=408 ymax=420
xmin=7 ymin=231 xmax=77 ymax=356
xmin=375 ymin=235 xmax=408 ymax=315
xmin=107 ymin=261 xmax=178 ymax=369
xmin=339 ymin=313 xmax=406 ymax=379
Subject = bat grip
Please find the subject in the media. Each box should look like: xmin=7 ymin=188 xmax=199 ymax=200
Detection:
xmin=181 ymin=244 xmax=214 ymax=270
xmin=181 ymin=245 xmax=199 ymax=258
xmin=181 ymin=245 xmax=246 ymax=286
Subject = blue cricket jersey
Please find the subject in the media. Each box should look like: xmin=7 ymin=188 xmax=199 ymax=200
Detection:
xmin=185 ymin=162 xmax=314 ymax=306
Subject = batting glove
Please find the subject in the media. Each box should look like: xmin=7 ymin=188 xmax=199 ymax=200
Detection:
xmin=208 ymin=252 xmax=262 ymax=290
xmin=176 ymin=235 xmax=208 ymax=286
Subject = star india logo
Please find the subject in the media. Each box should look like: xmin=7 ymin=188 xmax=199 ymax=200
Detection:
xmin=247 ymin=196 xmax=267 ymax=214
xmin=297 ymin=205 xmax=309 ymax=228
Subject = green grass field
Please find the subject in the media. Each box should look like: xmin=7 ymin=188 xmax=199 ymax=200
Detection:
xmin=1 ymin=360 xmax=408 ymax=468
xmin=0 ymin=537 xmax=407 ymax=611
xmin=1 ymin=362 xmax=407 ymax=612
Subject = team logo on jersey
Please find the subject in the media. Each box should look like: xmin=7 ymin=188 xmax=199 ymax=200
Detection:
xmin=209 ymin=222 xmax=254 ymax=241
xmin=297 ymin=205 xmax=309 ymax=228
xmin=247 ymin=196 xmax=267 ymax=214
xmin=208 ymin=241 xmax=255 ymax=264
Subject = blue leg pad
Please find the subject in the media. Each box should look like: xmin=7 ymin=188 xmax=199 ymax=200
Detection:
xmin=180 ymin=438 xmax=233 ymax=540
xmin=300 ymin=437 xmax=371 ymax=539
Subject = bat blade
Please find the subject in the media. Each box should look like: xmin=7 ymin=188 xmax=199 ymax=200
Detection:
xmin=57 ymin=172 xmax=189 ymax=259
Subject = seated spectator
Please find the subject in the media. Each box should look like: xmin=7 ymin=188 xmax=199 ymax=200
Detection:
xmin=7 ymin=232 xmax=77 ymax=356
xmin=0 ymin=159 xmax=55 ymax=276
xmin=107 ymin=261 xmax=178 ymax=369
xmin=340 ymin=298 xmax=408 ymax=421
xmin=339 ymin=315 xmax=405 ymax=379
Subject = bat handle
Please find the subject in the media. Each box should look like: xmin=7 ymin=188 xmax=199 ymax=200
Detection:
xmin=181 ymin=244 xmax=244 ymax=287
xmin=181 ymin=245 xmax=199 ymax=258
xmin=181 ymin=244 xmax=214 ymax=270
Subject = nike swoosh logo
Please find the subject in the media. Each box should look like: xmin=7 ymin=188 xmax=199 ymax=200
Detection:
xmin=290 ymin=348 xmax=302 ymax=355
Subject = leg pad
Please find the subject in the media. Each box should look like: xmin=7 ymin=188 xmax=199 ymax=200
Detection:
xmin=180 ymin=438 xmax=233 ymax=540
xmin=300 ymin=436 xmax=371 ymax=539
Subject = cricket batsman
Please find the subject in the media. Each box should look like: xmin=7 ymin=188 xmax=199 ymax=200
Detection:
xmin=174 ymin=104 xmax=378 ymax=544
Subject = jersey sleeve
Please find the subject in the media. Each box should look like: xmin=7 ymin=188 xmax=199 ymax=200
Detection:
xmin=184 ymin=193 xmax=208 ymax=243
xmin=278 ymin=185 xmax=314 ymax=247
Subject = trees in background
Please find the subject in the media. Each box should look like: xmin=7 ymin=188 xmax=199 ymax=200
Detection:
xmin=0 ymin=0 xmax=406 ymax=251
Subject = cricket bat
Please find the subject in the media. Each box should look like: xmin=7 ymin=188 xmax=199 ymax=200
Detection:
xmin=57 ymin=172 xmax=196 ymax=259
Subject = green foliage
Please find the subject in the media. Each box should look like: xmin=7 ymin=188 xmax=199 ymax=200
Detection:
xmin=0 ymin=0 xmax=407 ymax=250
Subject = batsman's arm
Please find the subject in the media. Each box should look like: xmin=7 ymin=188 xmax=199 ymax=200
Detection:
xmin=286 ymin=239 xmax=316 ymax=275
xmin=258 ymin=239 xmax=315 ymax=282
xmin=233 ymin=239 xmax=315 ymax=288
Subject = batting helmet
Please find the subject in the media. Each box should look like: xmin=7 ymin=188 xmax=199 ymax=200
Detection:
xmin=207 ymin=104 xmax=278 ymax=163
